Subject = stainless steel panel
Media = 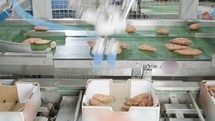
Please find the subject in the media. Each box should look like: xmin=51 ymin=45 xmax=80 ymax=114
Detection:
xmin=1 ymin=19 xmax=215 ymax=27
xmin=0 ymin=40 xmax=31 ymax=52
xmin=165 ymin=104 xmax=203 ymax=114
xmin=212 ymin=55 xmax=215 ymax=67
xmin=187 ymin=91 xmax=205 ymax=121
xmin=169 ymin=95 xmax=184 ymax=118
xmin=0 ymin=51 xmax=53 ymax=65
xmin=34 ymin=117 xmax=48 ymax=121
xmin=24 ymin=30 xmax=97 ymax=37
xmin=195 ymin=33 xmax=215 ymax=38
xmin=19 ymin=79 xmax=86 ymax=90
xmin=56 ymin=96 xmax=78 ymax=121
xmin=0 ymin=19 xmax=90 ymax=26
xmin=0 ymin=65 xmax=54 ymax=75
xmin=24 ymin=30 xmax=65 ymax=37
xmin=168 ymin=118 xmax=200 ymax=121
xmin=154 ymin=81 xmax=200 ymax=91
xmin=0 ymin=60 xmax=215 ymax=77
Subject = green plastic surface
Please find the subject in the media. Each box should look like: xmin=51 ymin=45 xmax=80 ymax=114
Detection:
xmin=113 ymin=26 xmax=192 ymax=38
xmin=116 ymin=37 xmax=215 ymax=60
xmin=0 ymin=25 xmax=215 ymax=60
xmin=143 ymin=5 xmax=179 ymax=14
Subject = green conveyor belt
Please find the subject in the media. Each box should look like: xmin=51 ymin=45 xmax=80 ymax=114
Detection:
xmin=0 ymin=25 xmax=215 ymax=60
xmin=193 ymin=26 xmax=215 ymax=33
xmin=113 ymin=25 xmax=215 ymax=38
xmin=0 ymin=25 xmax=94 ymax=42
xmin=116 ymin=37 xmax=215 ymax=60
xmin=143 ymin=5 xmax=179 ymax=14
xmin=113 ymin=26 xmax=191 ymax=38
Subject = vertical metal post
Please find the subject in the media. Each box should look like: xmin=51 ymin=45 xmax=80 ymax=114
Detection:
xmin=187 ymin=91 xmax=205 ymax=121
xmin=74 ymin=90 xmax=83 ymax=121
xmin=178 ymin=0 xmax=199 ymax=19
xmin=32 ymin=0 xmax=52 ymax=19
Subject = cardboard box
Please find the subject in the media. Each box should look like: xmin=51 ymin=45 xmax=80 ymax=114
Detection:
xmin=82 ymin=79 xmax=160 ymax=121
xmin=200 ymin=80 xmax=215 ymax=121
xmin=0 ymin=82 xmax=41 ymax=121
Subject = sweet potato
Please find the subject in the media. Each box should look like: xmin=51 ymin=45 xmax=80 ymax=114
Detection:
xmin=50 ymin=41 xmax=57 ymax=48
xmin=22 ymin=38 xmax=42 ymax=44
xmin=121 ymin=105 xmax=131 ymax=111
xmin=138 ymin=98 xmax=148 ymax=106
xmin=174 ymin=48 xmax=202 ymax=56
xmin=93 ymin=94 xmax=114 ymax=104
xmin=125 ymin=93 xmax=146 ymax=106
xmin=156 ymin=29 xmax=169 ymax=35
xmin=147 ymin=94 xmax=153 ymax=106
xmin=164 ymin=44 xmax=189 ymax=50
xmin=126 ymin=25 xmax=136 ymax=33
xmin=34 ymin=39 xmax=50 ymax=44
xmin=202 ymin=12 xmax=214 ymax=20
xmin=89 ymin=98 xmax=106 ymax=106
xmin=189 ymin=23 xmax=200 ymax=30
xmin=119 ymin=42 xmax=127 ymax=48
xmin=138 ymin=44 xmax=157 ymax=52
xmin=34 ymin=26 xmax=49 ymax=31
xmin=208 ymin=86 xmax=215 ymax=92
xmin=170 ymin=38 xmax=192 ymax=46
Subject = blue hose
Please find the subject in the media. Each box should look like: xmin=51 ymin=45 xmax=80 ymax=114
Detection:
xmin=93 ymin=54 xmax=104 ymax=68
xmin=0 ymin=10 xmax=10 ymax=23
xmin=107 ymin=54 xmax=117 ymax=68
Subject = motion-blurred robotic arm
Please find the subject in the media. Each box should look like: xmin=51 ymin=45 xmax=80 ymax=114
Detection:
xmin=68 ymin=0 xmax=136 ymax=36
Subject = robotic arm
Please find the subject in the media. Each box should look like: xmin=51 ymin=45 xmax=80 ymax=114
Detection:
xmin=68 ymin=0 xmax=136 ymax=67
xmin=69 ymin=0 xmax=136 ymax=36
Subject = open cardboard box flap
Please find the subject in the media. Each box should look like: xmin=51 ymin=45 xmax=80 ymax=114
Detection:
xmin=0 ymin=84 xmax=25 ymax=112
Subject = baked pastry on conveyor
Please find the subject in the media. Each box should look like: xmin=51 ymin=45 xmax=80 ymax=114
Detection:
xmin=174 ymin=48 xmax=203 ymax=56
xmin=164 ymin=44 xmax=189 ymax=50
xmin=138 ymin=44 xmax=157 ymax=52
xmin=170 ymin=38 xmax=192 ymax=46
